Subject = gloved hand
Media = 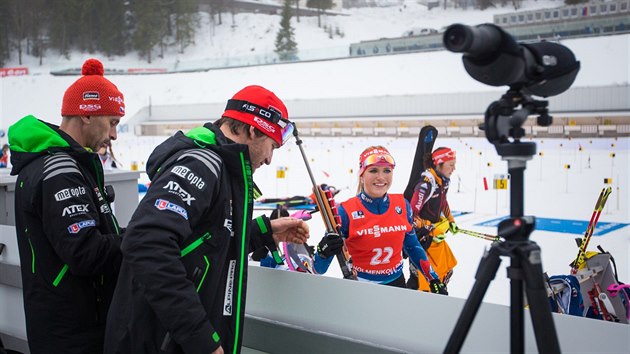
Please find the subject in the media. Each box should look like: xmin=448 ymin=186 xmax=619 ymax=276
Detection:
xmin=433 ymin=233 xmax=447 ymax=243
xmin=317 ymin=232 xmax=344 ymax=258
xmin=449 ymin=222 xmax=459 ymax=234
xmin=429 ymin=279 xmax=448 ymax=295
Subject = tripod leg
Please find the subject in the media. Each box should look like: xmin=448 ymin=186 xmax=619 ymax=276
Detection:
xmin=517 ymin=243 xmax=562 ymax=353
xmin=444 ymin=245 xmax=503 ymax=354
xmin=508 ymin=257 xmax=525 ymax=353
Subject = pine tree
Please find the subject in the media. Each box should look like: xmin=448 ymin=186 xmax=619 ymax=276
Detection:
xmin=275 ymin=0 xmax=298 ymax=61
xmin=174 ymin=0 xmax=199 ymax=54
xmin=306 ymin=0 xmax=334 ymax=28
xmin=131 ymin=0 xmax=167 ymax=63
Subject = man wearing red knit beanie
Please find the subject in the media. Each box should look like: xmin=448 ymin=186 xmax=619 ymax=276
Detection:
xmin=8 ymin=58 xmax=125 ymax=354
xmin=105 ymin=85 xmax=309 ymax=354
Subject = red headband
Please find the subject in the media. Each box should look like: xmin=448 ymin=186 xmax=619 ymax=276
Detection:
xmin=432 ymin=147 xmax=456 ymax=165
xmin=359 ymin=147 xmax=395 ymax=176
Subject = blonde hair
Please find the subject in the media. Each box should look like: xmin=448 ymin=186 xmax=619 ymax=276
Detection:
xmin=356 ymin=145 xmax=389 ymax=195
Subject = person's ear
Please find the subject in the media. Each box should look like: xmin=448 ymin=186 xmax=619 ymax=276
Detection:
xmin=249 ymin=126 xmax=257 ymax=140
xmin=80 ymin=116 xmax=91 ymax=124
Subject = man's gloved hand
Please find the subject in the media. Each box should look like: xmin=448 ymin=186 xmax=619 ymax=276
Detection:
xmin=317 ymin=232 xmax=344 ymax=259
xmin=429 ymin=279 xmax=448 ymax=295
xmin=449 ymin=222 xmax=459 ymax=234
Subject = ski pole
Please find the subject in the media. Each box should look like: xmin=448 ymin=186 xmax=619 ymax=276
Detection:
xmin=571 ymin=186 xmax=612 ymax=274
xmin=457 ymin=228 xmax=500 ymax=242
xmin=291 ymin=125 xmax=356 ymax=280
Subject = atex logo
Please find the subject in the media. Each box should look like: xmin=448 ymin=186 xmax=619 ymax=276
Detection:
xmin=62 ymin=204 xmax=89 ymax=217
xmin=163 ymin=180 xmax=196 ymax=205
xmin=83 ymin=91 xmax=100 ymax=100
xmin=54 ymin=186 xmax=86 ymax=201
xmin=253 ymin=117 xmax=277 ymax=133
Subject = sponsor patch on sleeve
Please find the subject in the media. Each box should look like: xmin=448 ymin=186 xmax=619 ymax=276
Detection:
xmin=67 ymin=220 xmax=96 ymax=234
xmin=154 ymin=199 xmax=189 ymax=220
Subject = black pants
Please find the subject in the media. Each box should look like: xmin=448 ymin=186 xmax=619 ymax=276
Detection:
xmin=383 ymin=274 xmax=407 ymax=288
xmin=406 ymin=271 xmax=419 ymax=290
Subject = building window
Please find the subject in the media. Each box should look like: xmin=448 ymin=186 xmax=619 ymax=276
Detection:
xmin=600 ymin=4 xmax=607 ymax=13
xmin=518 ymin=14 xmax=524 ymax=22
xmin=571 ymin=8 xmax=578 ymax=16
xmin=621 ymin=3 xmax=628 ymax=11
xmin=545 ymin=11 xmax=551 ymax=19
xmin=610 ymin=4 xmax=616 ymax=11
xmin=553 ymin=10 xmax=559 ymax=18
xmin=562 ymin=9 xmax=569 ymax=17
xmin=536 ymin=12 xmax=542 ymax=20
xmin=527 ymin=14 xmax=533 ymax=21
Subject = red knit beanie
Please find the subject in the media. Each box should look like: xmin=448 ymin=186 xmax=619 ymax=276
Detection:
xmin=222 ymin=85 xmax=289 ymax=145
xmin=61 ymin=58 xmax=125 ymax=117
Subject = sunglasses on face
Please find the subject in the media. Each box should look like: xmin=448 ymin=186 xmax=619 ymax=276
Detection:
xmin=361 ymin=153 xmax=396 ymax=169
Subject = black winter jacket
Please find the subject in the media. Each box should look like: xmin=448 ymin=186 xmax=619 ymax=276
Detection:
xmin=104 ymin=123 xmax=274 ymax=354
xmin=8 ymin=115 xmax=123 ymax=354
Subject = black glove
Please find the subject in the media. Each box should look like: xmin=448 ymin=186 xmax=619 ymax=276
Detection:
xmin=416 ymin=225 xmax=433 ymax=250
xmin=429 ymin=279 xmax=448 ymax=295
xmin=317 ymin=232 xmax=344 ymax=259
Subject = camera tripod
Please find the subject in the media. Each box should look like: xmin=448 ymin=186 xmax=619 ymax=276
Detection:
xmin=444 ymin=90 xmax=561 ymax=354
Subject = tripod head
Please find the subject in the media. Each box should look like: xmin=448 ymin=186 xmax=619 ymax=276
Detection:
xmin=479 ymin=89 xmax=549 ymax=241
xmin=482 ymin=89 xmax=551 ymax=160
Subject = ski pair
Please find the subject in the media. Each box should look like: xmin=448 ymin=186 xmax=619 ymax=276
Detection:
xmin=570 ymin=186 xmax=612 ymax=275
xmin=457 ymin=228 xmax=500 ymax=242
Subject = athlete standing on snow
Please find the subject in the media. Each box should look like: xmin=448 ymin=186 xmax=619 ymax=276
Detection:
xmin=407 ymin=147 xmax=459 ymax=292
xmin=314 ymin=146 xmax=447 ymax=294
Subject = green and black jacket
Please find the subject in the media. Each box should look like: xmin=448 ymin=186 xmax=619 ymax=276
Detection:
xmin=104 ymin=122 xmax=275 ymax=354
xmin=8 ymin=115 xmax=122 ymax=354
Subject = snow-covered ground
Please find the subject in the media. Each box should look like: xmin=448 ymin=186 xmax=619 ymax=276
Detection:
xmin=0 ymin=0 xmax=628 ymax=307
xmin=257 ymin=135 xmax=629 ymax=306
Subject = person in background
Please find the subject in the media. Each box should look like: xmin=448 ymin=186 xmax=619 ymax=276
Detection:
xmin=97 ymin=143 xmax=120 ymax=170
xmin=407 ymin=147 xmax=459 ymax=293
xmin=8 ymin=58 xmax=124 ymax=354
xmin=0 ymin=144 xmax=9 ymax=167
xmin=105 ymin=85 xmax=309 ymax=354
xmin=313 ymin=146 xmax=447 ymax=294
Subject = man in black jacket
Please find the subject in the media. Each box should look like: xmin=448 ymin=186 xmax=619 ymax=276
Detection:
xmin=8 ymin=58 xmax=125 ymax=354
xmin=104 ymin=85 xmax=309 ymax=354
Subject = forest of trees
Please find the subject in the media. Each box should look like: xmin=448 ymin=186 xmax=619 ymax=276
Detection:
xmin=0 ymin=0 xmax=212 ymax=66
xmin=0 ymin=0 xmax=591 ymax=67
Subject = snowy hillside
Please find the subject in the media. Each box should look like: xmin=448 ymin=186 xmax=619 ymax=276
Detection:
xmin=5 ymin=0 xmax=563 ymax=71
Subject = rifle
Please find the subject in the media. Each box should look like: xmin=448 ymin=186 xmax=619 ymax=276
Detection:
xmin=291 ymin=126 xmax=356 ymax=280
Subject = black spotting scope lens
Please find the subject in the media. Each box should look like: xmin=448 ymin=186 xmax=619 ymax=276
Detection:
xmin=443 ymin=24 xmax=471 ymax=53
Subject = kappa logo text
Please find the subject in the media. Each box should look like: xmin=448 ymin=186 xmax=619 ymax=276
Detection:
xmin=154 ymin=199 xmax=188 ymax=220
xmin=67 ymin=220 xmax=96 ymax=234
